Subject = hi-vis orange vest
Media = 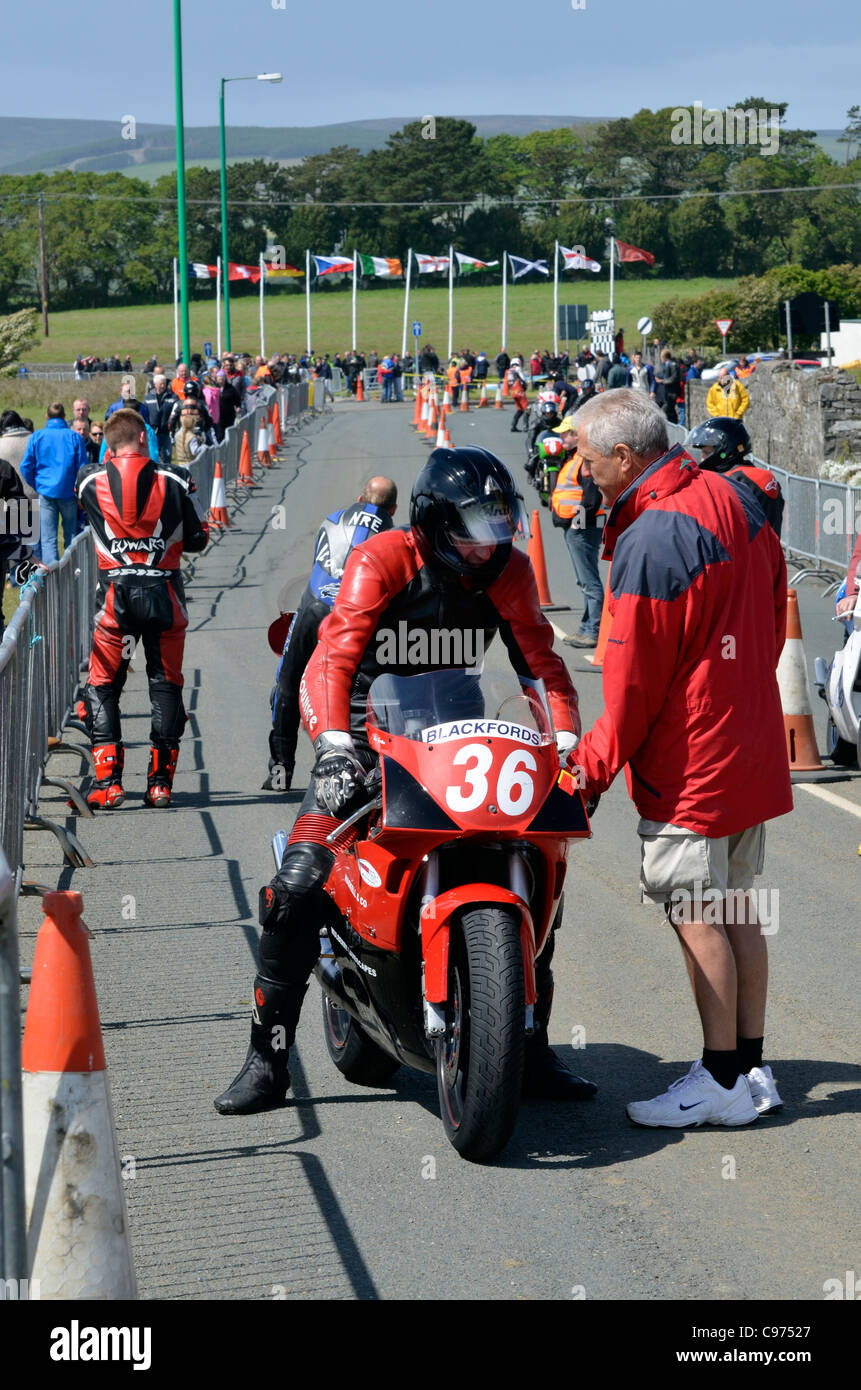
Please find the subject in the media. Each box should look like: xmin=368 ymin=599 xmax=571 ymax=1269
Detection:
xmin=551 ymin=454 xmax=606 ymax=523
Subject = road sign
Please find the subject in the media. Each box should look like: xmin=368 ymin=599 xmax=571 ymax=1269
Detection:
xmin=203 ymin=341 xmax=213 ymax=358
xmin=637 ymin=317 xmax=653 ymax=335
xmin=558 ymin=304 xmax=588 ymax=340
xmin=412 ymin=321 xmax=422 ymax=337
xmin=715 ymin=319 xmax=733 ymax=338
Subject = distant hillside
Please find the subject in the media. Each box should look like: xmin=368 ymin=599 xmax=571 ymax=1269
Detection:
xmin=0 ymin=115 xmax=845 ymax=181
xmin=0 ymin=115 xmax=609 ymax=177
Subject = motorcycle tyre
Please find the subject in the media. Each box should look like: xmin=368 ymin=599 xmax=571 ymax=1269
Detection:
xmin=826 ymin=717 xmax=857 ymax=767
xmin=321 ymin=992 xmax=401 ymax=1085
xmin=436 ymin=906 xmax=525 ymax=1164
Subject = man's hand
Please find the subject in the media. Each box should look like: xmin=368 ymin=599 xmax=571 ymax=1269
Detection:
xmin=312 ymin=732 xmax=367 ymax=816
xmin=836 ymin=590 xmax=858 ymax=618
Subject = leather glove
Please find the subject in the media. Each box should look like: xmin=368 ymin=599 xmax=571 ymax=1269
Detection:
xmin=556 ymin=730 xmax=580 ymax=767
xmin=312 ymin=732 xmax=366 ymax=816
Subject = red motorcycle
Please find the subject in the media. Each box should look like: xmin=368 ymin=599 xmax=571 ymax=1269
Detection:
xmin=273 ymin=667 xmax=590 ymax=1163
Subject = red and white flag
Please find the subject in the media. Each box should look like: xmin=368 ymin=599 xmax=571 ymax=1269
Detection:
xmin=416 ymin=253 xmax=451 ymax=274
xmin=228 ymin=262 xmax=262 ymax=283
xmin=560 ymin=246 xmax=601 ymax=273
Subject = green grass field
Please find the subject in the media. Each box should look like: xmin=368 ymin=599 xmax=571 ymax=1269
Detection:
xmin=23 ymin=277 xmax=737 ymax=368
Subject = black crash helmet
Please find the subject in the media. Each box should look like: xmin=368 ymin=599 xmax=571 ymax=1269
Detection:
xmin=686 ymin=416 xmax=751 ymax=469
xmin=410 ymin=446 xmax=526 ymax=588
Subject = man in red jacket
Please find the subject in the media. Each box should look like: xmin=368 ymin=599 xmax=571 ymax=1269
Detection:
xmin=568 ymin=390 xmax=792 ymax=1129
xmin=215 ymin=447 xmax=591 ymax=1115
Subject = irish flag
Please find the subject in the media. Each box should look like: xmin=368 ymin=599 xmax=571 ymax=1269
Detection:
xmin=456 ymin=252 xmax=499 ymax=275
xmin=358 ymin=253 xmax=402 ymax=278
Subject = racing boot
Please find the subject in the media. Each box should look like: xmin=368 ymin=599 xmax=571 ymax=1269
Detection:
xmin=213 ymin=976 xmax=307 ymax=1114
xmin=86 ymin=743 xmax=125 ymax=809
xmin=522 ymin=958 xmax=597 ymax=1101
xmin=144 ymin=743 xmax=179 ymax=807
xmin=261 ymin=759 xmax=294 ymax=793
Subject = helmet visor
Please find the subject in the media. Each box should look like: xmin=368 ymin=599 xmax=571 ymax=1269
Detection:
xmin=442 ymin=488 xmax=527 ymax=558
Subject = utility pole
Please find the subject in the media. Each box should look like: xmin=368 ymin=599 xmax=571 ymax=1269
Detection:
xmin=173 ymin=0 xmax=191 ymax=364
xmin=38 ymin=195 xmax=49 ymax=338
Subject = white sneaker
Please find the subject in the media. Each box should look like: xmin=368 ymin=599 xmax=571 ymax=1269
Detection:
xmin=746 ymin=1064 xmax=783 ymax=1114
xmin=626 ymin=1060 xmax=759 ymax=1128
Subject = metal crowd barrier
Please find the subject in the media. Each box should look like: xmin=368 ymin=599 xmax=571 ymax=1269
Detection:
xmin=0 ymin=529 xmax=98 ymax=893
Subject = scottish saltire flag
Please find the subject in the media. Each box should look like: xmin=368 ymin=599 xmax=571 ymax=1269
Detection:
xmin=313 ymin=255 xmax=355 ymax=276
xmin=560 ymin=246 xmax=601 ymax=273
xmin=265 ymin=262 xmax=303 ymax=278
xmin=416 ymin=253 xmax=451 ymax=273
xmin=358 ymin=253 xmax=403 ymax=277
xmin=508 ymin=254 xmax=549 ymax=280
xmin=189 ymin=263 xmax=216 ymax=279
xmin=456 ymin=252 xmax=499 ymax=275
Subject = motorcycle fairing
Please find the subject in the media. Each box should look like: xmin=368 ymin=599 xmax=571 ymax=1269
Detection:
xmin=420 ymin=885 xmax=537 ymax=1006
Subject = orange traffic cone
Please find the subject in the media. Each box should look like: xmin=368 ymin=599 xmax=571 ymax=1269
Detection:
xmin=589 ymin=568 xmax=613 ymax=667
xmin=501 ymin=373 xmax=510 ymax=398
xmin=777 ymin=589 xmax=824 ymax=771
xmin=494 ymin=381 xmax=504 ymax=409
xmin=442 ymin=384 xmax=452 ymax=411
xmin=459 ymin=385 xmax=469 ymax=413
xmin=207 ymin=459 xmax=231 ymax=529
xmin=412 ymin=384 xmax=423 ymax=429
xmin=22 ymin=892 xmax=137 ymax=1298
xmin=271 ymin=401 xmax=283 ymax=447
xmin=477 ymin=381 xmax=489 ymax=407
xmin=526 ymin=509 xmax=554 ymax=608
xmin=237 ymin=429 xmax=258 ymax=487
xmin=444 ymin=419 xmax=452 ymax=447
xmin=435 ymin=415 xmax=447 ymax=447
xmin=356 ymin=374 xmax=365 ymax=402
xmin=256 ymin=418 xmax=272 ymax=468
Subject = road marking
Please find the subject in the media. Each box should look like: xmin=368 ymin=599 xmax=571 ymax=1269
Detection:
xmin=795 ymin=783 xmax=861 ymax=819
xmin=551 ymin=620 xmax=568 ymax=641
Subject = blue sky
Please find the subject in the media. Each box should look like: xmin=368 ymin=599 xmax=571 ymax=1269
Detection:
xmin=4 ymin=0 xmax=858 ymax=130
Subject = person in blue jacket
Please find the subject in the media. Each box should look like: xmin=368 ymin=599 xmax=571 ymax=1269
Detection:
xmin=19 ymin=402 xmax=88 ymax=564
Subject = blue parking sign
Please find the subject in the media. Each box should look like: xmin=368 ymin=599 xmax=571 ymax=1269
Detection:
xmin=203 ymin=341 xmax=213 ymax=357
xmin=412 ymin=321 xmax=422 ymax=337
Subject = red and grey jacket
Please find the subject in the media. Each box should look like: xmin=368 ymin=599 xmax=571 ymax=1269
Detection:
xmin=575 ymin=446 xmax=792 ymax=837
xmin=76 ymin=451 xmax=208 ymax=575
xmin=299 ymin=527 xmax=581 ymax=739
xmin=724 ymin=462 xmax=784 ymax=538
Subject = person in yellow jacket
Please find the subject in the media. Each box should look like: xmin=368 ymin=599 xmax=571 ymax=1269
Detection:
xmin=706 ymin=368 xmax=750 ymax=419
xmin=550 ymin=416 xmax=606 ymax=647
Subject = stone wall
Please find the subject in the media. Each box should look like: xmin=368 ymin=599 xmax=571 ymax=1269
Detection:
xmin=687 ymin=362 xmax=861 ymax=477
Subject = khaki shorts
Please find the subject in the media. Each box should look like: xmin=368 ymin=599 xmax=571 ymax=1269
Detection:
xmin=638 ymin=819 xmax=766 ymax=923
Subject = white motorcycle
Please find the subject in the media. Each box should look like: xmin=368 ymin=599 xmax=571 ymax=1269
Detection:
xmin=814 ymin=581 xmax=861 ymax=767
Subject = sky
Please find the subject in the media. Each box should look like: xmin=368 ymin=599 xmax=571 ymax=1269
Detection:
xmin=3 ymin=0 xmax=858 ymax=132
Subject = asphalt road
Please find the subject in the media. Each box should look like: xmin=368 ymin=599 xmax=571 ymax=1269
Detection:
xmin=18 ymin=398 xmax=860 ymax=1302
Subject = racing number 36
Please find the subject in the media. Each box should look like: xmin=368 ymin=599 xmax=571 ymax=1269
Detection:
xmin=444 ymin=743 xmax=537 ymax=816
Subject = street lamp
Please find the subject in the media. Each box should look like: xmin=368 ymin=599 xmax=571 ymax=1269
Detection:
xmin=219 ymin=72 xmax=282 ymax=352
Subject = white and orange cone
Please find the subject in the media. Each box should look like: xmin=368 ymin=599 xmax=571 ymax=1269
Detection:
xmin=207 ymin=459 xmax=231 ymax=529
xmin=256 ymin=419 xmax=272 ymax=468
xmin=23 ymin=892 xmax=137 ymax=1298
xmin=477 ymin=381 xmax=489 ymax=407
xmin=777 ymin=589 xmax=824 ymax=771
xmin=493 ymin=381 xmax=504 ymax=409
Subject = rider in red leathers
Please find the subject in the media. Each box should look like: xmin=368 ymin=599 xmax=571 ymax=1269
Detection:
xmin=215 ymin=446 xmax=596 ymax=1115
xmin=75 ymin=407 xmax=208 ymax=808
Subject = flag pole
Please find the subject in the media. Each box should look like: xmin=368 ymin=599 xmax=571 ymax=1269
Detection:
xmin=447 ymin=246 xmax=454 ymax=361
xmin=173 ymin=257 xmax=179 ymax=364
xmin=401 ymin=247 xmax=412 ymax=359
xmin=502 ymin=251 xmax=508 ymax=352
xmin=352 ymin=249 xmax=358 ymax=353
xmin=259 ymin=252 xmax=265 ymax=359
xmin=216 ymin=256 xmax=222 ymax=360
xmin=609 ymin=235 xmax=615 ymax=321
xmin=553 ymin=241 xmax=559 ymax=358
xmin=305 ymin=250 xmax=311 ymax=356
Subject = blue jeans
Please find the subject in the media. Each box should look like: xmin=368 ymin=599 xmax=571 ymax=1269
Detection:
xmin=564 ymin=524 xmax=604 ymax=636
xmin=381 ymin=376 xmax=392 ymax=402
xmin=677 ymin=403 xmax=686 ymax=428
xmin=157 ymin=430 xmax=173 ymax=464
xmin=36 ymin=495 xmax=79 ymax=566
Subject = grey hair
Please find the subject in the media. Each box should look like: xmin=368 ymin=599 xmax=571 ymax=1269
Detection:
xmin=574 ymin=388 xmax=669 ymax=457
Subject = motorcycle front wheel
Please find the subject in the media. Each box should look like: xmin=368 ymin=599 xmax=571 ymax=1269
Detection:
xmin=436 ymin=905 xmax=525 ymax=1164
xmin=322 ymin=993 xmax=401 ymax=1085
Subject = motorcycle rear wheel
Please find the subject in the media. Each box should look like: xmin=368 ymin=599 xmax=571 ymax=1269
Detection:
xmin=435 ymin=906 xmax=525 ymax=1164
xmin=321 ymin=993 xmax=401 ymax=1086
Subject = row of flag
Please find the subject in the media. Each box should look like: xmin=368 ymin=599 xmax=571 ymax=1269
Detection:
xmin=190 ymin=240 xmax=654 ymax=284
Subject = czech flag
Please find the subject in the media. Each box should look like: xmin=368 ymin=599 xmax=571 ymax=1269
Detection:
xmin=313 ymin=255 xmax=355 ymax=276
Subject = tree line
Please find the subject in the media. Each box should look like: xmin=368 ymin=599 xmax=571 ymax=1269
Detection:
xmin=0 ymin=102 xmax=859 ymax=315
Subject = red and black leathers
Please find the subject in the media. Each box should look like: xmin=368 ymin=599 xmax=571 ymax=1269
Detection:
xmin=574 ymin=446 xmax=793 ymax=837
xmin=76 ymin=450 xmax=208 ymax=767
xmin=724 ymin=462 xmax=784 ymax=537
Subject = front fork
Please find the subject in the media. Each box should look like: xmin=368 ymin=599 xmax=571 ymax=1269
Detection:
xmin=419 ymin=849 xmax=537 ymax=1039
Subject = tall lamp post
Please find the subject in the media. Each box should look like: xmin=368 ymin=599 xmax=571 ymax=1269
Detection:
xmin=173 ymin=0 xmax=190 ymax=365
xmin=220 ymin=72 xmax=282 ymax=353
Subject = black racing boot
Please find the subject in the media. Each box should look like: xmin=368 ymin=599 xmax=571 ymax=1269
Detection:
xmin=213 ymin=976 xmax=307 ymax=1115
xmin=261 ymin=759 xmax=294 ymax=792
xmin=522 ymin=954 xmax=597 ymax=1101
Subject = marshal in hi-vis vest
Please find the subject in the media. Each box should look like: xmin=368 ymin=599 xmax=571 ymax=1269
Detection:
xmin=551 ymin=454 xmax=606 ymax=526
